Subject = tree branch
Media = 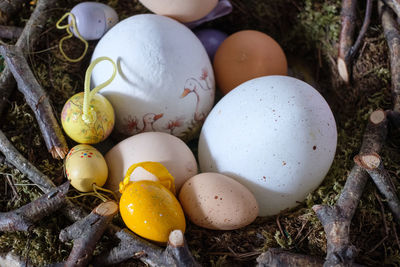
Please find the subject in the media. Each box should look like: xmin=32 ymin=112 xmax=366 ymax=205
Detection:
xmin=0 ymin=45 xmax=68 ymax=159
xmin=0 ymin=182 xmax=69 ymax=232
xmin=0 ymin=25 xmax=23 ymax=40
xmin=60 ymin=201 xmax=118 ymax=267
xmin=312 ymin=109 xmax=388 ymax=267
xmin=256 ymin=248 xmax=324 ymax=267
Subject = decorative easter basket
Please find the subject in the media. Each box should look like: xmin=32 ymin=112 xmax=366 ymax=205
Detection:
xmin=0 ymin=0 xmax=399 ymax=266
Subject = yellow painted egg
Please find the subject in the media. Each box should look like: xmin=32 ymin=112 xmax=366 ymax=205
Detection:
xmin=119 ymin=180 xmax=186 ymax=243
xmin=65 ymin=144 xmax=108 ymax=192
xmin=61 ymin=92 xmax=114 ymax=144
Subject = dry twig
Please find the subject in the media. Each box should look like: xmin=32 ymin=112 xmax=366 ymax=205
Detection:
xmin=60 ymin=201 xmax=118 ymax=267
xmin=0 ymin=45 xmax=68 ymax=159
xmin=256 ymin=248 xmax=324 ymax=267
xmin=312 ymin=109 xmax=388 ymax=267
xmin=337 ymin=0 xmax=372 ymax=83
xmin=0 ymin=25 xmax=23 ymax=40
xmin=0 ymin=182 xmax=68 ymax=232
xmin=0 ymin=0 xmax=57 ymax=118
xmin=355 ymin=152 xmax=400 ymax=223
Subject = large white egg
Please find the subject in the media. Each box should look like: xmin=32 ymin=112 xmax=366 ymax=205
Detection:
xmin=198 ymin=76 xmax=337 ymax=216
xmin=91 ymin=14 xmax=215 ymax=142
xmin=105 ymin=132 xmax=198 ymax=194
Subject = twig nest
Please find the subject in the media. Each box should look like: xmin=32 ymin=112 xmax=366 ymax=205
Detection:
xmin=61 ymin=92 xmax=114 ymax=144
xmin=91 ymin=14 xmax=215 ymax=141
xmin=198 ymin=76 xmax=337 ymax=216
xmin=65 ymin=144 xmax=108 ymax=192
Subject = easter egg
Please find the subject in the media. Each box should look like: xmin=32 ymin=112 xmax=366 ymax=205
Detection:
xmin=91 ymin=14 xmax=215 ymax=141
xmin=194 ymin=29 xmax=228 ymax=60
xmin=179 ymin=173 xmax=258 ymax=230
xmin=65 ymin=144 xmax=108 ymax=192
xmin=70 ymin=2 xmax=118 ymax=40
xmin=198 ymin=76 xmax=337 ymax=216
xmin=105 ymin=132 xmax=198 ymax=194
xmin=213 ymin=30 xmax=287 ymax=95
xmin=139 ymin=0 xmax=218 ymax=23
xmin=119 ymin=180 xmax=186 ymax=243
xmin=61 ymin=92 xmax=114 ymax=144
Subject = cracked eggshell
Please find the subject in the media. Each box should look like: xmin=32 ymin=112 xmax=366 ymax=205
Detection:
xmin=91 ymin=14 xmax=215 ymax=142
xmin=139 ymin=0 xmax=218 ymax=23
xmin=179 ymin=173 xmax=258 ymax=230
xmin=104 ymin=132 xmax=198 ymax=194
xmin=198 ymin=76 xmax=337 ymax=216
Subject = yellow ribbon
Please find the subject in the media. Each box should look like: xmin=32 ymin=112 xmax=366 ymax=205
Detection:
xmin=56 ymin=12 xmax=89 ymax=62
xmin=82 ymin=57 xmax=117 ymax=124
xmin=119 ymin=162 xmax=176 ymax=194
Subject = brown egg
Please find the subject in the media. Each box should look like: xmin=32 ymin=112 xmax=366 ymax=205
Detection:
xmin=139 ymin=0 xmax=218 ymax=23
xmin=213 ymin=30 xmax=287 ymax=95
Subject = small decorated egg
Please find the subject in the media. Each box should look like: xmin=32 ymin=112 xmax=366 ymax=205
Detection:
xmin=65 ymin=144 xmax=108 ymax=192
xmin=139 ymin=0 xmax=218 ymax=23
xmin=70 ymin=2 xmax=118 ymax=40
xmin=105 ymin=132 xmax=198 ymax=194
xmin=119 ymin=171 xmax=185 ymax=243
xmin=213 ymin=30 xmax=287 ymax=95
xmin=61 ymin=92 xmax=114 ymax=144
xmin=91 ymin=14 xmax=215 ymax=141
xmin=179 ymin=173 xmax=258 ymax=230
xmin=198 ymin=76 xmax=337 ymax=216
xmin=194 ymin=29 xmax=228 ymax=60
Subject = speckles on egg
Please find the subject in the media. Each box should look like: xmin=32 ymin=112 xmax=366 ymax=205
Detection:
xmin=179 ymin=172 xmax=258 ymax=230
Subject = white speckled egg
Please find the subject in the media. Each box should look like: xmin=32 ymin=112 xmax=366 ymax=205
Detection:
xmin=179 ymin=172 xmax=258 ymax=230
xmin=104 ymin=132 xmax=198 ymax=194
xmin=91 ymin=14 xmax=215 ymax=141
xmin=198 ymin=76 xmax=337 ymax=216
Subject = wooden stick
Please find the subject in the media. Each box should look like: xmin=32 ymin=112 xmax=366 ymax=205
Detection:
xmin=0 ymin=182 xmax=69 ymax=232
xmin=355 ymin=153 xmax=400 ymax=223
xmin=337 ymin=0 xmax=373 ymax=83
xmin=380 ymin=0 xmax=400 ymax=113
xmin=0 ymin=45 xmax=68 ymax=159
xmin=256 ymin=248 xmax=324 ymax=267
xmin=382 ymin=0 xmax=400 ymax=18
xmin=312 ymin=109 xmax=388 ymax=267
xmin=0 ymin=25 xmax=23 ymax=40
xmin=163 ymin=230 xmax=200 ymax=267
xmin=337 ymin=0 xmax=357 ymax=83
xmin=0 ymin=0 xmax=57 ymax=119
xmin=60 ymin=201 xmax=118 ymax=267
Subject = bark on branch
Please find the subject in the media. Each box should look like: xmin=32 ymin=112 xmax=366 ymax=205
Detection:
xmin=355 ymin=152 xmax=400 ymax=223
xmin=0 ymin=0 xmax=57 ymax=119
xmin=380 ymin=0 xmax=400 ymax=113
xmin=256 ymin=248 xmax=324 ymax=267
xmin=0 ymin=182 xmax=69 ymax=232
xmin=60 ymin=201 xmax=119 ymax=267
xmin=0 ymin=45 xmax=68 ymax=159
xmin=0 ymin=26 xmax=23 ymax=40
xmin=312 ymin=109 xmax=388 ymax=267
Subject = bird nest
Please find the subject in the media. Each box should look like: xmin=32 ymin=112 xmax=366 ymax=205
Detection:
xmin=0 ymin=0 xmax=400 ymax=266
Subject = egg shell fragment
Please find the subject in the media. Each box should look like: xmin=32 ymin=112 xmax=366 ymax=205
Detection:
xmin=198 ymin=76 xmax=337 ymax=216
xmin=105 ymin=132 xmax=198 ymax=194
xmin=65 ymin=144 xmax=108 ymax=192
xmin=179 ymin=173 xmax=258 ymax=230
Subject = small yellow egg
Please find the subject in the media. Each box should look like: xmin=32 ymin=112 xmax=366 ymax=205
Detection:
xmin=65 ymin=144 xmax=108 ymax=192
xmin=119 ymin=180 xmax=186 ymax=243
xmin=61 ymin=92 xmax=114 ymax=144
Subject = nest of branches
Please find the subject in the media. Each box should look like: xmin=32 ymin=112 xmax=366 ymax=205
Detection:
xmin=0 ymin=0 xmax=400 ymax=266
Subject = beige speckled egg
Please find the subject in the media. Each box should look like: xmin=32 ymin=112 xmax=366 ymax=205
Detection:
xmin=179 ymin=173 xmax=258 ymax=230
xmin=104 ymin=132 xmax=198 ymax=194
xmin=139 ymin=0 xmax=218 ymax=23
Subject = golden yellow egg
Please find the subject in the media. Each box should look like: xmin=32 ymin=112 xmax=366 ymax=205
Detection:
xmin=61 ymin=92 xmax=114 ymax=144
xmin=119 ymin=180 xmax=186 ymax=243
xmin=65 ymin=144 xmax=108 ymax=192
